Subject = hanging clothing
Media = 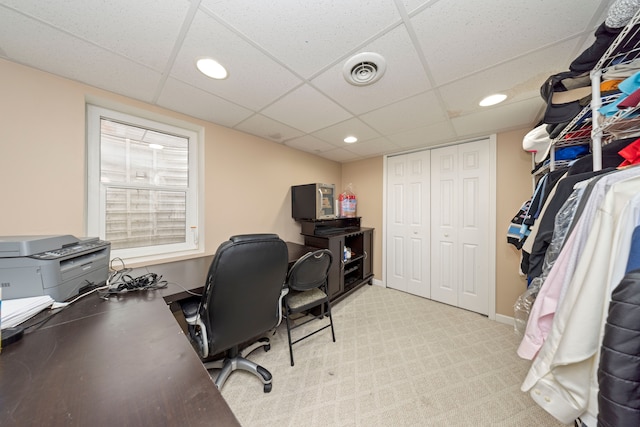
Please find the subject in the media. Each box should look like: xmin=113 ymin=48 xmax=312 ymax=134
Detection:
xmin=517 ymin=177 xmax=597 ymax=359
xmin=525 ymin=137 xmax=636 ymax=279
xmin=625 ymin=226 xmax=640 ymax=272
xmin=520 ymin=172 xmax=640 ymax=424
xmin=526 ymin=169 xmax=612 ymax=279
xmin=597 ymin=272 xmax=640 ymax=426
xmin=507 ymin=199 xmax=532 ymax=250
xmin=519 ymin=167 xmax=640 ymax=360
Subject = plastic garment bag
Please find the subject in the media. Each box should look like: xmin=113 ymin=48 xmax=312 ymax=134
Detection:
xmin=514 ymin=185 xmax=586 ymax=335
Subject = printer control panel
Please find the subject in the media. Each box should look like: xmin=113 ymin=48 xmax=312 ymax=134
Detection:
xmin=29 ymin=239 xmax=110 ymax=260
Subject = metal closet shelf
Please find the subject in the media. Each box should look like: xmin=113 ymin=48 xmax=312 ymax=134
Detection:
xmin=546 ymin=11 xmax=640 ymax=172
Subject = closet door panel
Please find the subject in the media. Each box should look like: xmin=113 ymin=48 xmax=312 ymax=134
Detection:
xmin=458 ymin=140 xmax=490 ymax=315
xmin=385 ymin=151 xmax=430 ymax=297
xmin=390 ymin=235 xmax=405 ymax=289
xmin=430 ymin=145 xmax=459 ymax=306
xmin=386 ymin=156 xmax=408 ymax=292
xmin=405 ymin=152 xmax=431 ymax=298
xmin=407 ymin=236 xmax=427 ymax=297
xmin=462 ymin=243 xmax=478 ymax=294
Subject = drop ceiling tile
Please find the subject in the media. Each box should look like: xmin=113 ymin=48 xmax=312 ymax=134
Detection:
xmin=359 ymin=90 xmax=447 ymax=135
xmin=311 ymin=24 xmax=431 ymax=115
xmin=318 ymin=148 xmax=362 ymax=163
xmin=0 ymin=0 xmax=617 ymax=163
xmin=260 ymin=84 xmax=352 ymax=133
xmin=199 ymin=0 xmax=402 ymax=78
xmin=0 ymin=9 xmax=161 ymax=102
xmin=437 ymin=38 xmax=582 ymax=116
xmin=234 ymin=114 xmax=305 ymax=143
xmin=451 ymin=97 xmax=542 ymax=136
xmin=1 ymin=0 xmax=188 ymax=71
xmin=157 ymin=77 xmax=253 ymax=128
xmin=412 ymin=0 xmax=612 ymax=85
xmin=400 ymin=0 xmax=433 ymax=15
xmin=284 ymin=134 xmax=337 ymax=154
xmin=312 ymin=118 xmax=381 ymax=146
xmin=344 ymin=137 xmax=402 ymax=158
xmin=387 ymin=121 xmax=456 ymax=149
xmin=170 ymin=10 xmax=303 ymax=111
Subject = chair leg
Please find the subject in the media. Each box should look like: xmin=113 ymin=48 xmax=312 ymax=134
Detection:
xmin=206 ymin=341 xmax=275 ymax=393
xmin=213 ymin=359 xmax=235 ymax=390
xmin=285 ymin=299 xmax=337 ymax=367
xmin=325 ymin=298 xmax=336 ymax=342
xmin=285 ymin=312 xmax=295 ymax=366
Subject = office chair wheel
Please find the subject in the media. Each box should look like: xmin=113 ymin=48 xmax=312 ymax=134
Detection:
xmin=264 ymin=383 xmax=272 ymax=393
xmin=264 ymin=343 xmax=271 ymax=352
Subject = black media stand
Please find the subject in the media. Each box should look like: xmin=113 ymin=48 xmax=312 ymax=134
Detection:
xmin=298 ymin=217 xmax=374 ymax=303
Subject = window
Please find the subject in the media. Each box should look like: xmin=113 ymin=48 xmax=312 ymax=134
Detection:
xmin=87 ymin=105 xmax=203 ymax=262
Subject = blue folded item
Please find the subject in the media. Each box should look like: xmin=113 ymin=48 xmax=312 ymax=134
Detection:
xmin=599 ymin=70 xmax=640 ymax=117
xmin=554 ymin=145 xmax=590 ymax=161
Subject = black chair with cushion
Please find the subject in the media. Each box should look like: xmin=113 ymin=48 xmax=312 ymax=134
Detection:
xmin=181 ymin=234 xmax=288 ymax=393
xmin=284 ymin=249 xmax=335 ymax=366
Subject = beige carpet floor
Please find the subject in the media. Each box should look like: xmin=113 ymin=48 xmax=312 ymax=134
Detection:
xmin=218 ymin=284 xmax=566 ymax=427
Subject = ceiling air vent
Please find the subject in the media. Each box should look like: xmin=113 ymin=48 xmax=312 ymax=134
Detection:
xmin=343 ymin=52 xmax=386 ymax=86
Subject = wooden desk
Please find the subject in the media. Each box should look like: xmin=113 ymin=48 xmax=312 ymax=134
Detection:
xmin=0 ymin=241 xmax=316 ymax=426
xmin=0 ymin=287 xmax=241 ymax=426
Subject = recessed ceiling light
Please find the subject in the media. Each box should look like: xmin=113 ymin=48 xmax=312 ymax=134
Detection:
xmin=344 ymin=136 xmax=358 ymax=143
xmin=479 ymin=93 xmax=507 ymax=107
xmin=196 ymin=57 xmax=228 ymax=80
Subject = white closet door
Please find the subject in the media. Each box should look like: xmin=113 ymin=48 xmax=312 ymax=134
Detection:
xmin=430 ymin=145 xmax=458 ymax=306
xmin=386 ymin=151 xmax=430 ymax=297
xmin=430 ymin=139 xmax=490 ymax=314
xmin=457 ymin=140 xmax=491 ymax=314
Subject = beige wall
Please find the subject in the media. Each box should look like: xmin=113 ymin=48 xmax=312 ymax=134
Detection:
xmin=341 ymin=157 xmax=384 ymax=281
xmin=0 ymin=59 xmax=340 ymax=262
xmin=0 ymin=58 xmax=534 ymax=317
xmin=495 ymin=128 xmax=534 ymax=316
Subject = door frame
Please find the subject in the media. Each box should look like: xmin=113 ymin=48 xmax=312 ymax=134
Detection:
xmin=382 ymin=135 xmax=497 ymax=320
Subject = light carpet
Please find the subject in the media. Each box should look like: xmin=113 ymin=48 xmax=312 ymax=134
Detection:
xmin=219 ymin=284 xmax=565 ymax=427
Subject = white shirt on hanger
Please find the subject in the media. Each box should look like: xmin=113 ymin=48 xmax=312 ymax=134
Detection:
xmin=520 ymin=170 xmax=640 ymax=424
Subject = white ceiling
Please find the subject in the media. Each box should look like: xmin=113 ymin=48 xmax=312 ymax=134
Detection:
xmin=0 ymin=0 xmax=615 ymax=162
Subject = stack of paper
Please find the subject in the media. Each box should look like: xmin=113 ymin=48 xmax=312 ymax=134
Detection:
xmin=1 ymin=295 xmax=54 ymax=329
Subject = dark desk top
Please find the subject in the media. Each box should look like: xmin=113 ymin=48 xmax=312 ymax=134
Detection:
xmin=0 ymin=241 xmax=316 ymax=426
xmin=0 ymin=291 xmax=241 ymax=426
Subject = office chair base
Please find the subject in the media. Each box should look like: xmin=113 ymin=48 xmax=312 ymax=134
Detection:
xmin=204 ymin=338 xmax=274 ymax=393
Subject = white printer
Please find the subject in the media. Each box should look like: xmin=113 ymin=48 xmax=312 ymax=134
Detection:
xmin=0 ymin=235 xmax=110 ymax=301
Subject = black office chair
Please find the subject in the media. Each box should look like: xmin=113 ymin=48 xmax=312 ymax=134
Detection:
xmin=181 ymin=234 xmax=288 ymax=393
xmin=284 ymin=249 xmax=335 ymax=366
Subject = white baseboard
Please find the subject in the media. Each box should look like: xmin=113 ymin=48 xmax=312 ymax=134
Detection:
xmin=372 ymin=281 xmax=515 ymax=329
xmin=495 ymin=313 xmax=515 ymax=326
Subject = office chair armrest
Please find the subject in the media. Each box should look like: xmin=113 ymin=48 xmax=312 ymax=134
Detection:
xmin=181 ymin=300 xmax=209 ymax=358
xmin=182 ymin=299 xmax=200 ymax=322
xmin=276 ymin=286 xmax=289 ymax=327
